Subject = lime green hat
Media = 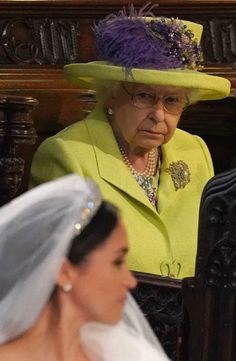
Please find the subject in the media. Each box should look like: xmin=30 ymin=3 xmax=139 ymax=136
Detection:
xmin=64 ymin=8 xmax=230 ymax=101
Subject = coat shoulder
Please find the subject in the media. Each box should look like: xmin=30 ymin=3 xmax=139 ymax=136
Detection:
xmin=170 ymin=128 xmax=207 ymax=151
xmin=52 ymin=119 xmax=89 ymax=141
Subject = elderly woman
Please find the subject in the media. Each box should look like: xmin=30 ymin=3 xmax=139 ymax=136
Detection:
xmin=0 ymin=174 xmax=168 ymax=361
xmin=30 ymin=6 xmax=230 ymax=279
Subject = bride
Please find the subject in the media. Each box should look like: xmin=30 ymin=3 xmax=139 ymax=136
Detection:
xmin=0 ymin=174 xmax=169 ymax=361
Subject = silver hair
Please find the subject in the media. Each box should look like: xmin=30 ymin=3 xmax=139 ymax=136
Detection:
xmin=92 ymin=79 xmax=121 ymax=106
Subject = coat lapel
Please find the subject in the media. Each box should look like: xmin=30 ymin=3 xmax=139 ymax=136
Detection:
xmin=86 ymin=106 xmax=157 ymax=213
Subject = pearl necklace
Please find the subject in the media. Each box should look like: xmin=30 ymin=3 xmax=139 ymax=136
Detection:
xmin=118 ymin=146 xmax=157 ymax=177
xmin=118 ymin=145 xmax=161 ymax=208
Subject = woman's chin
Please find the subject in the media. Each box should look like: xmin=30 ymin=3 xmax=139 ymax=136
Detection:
xmin=138 ymin=139 xmax=164 ymax=150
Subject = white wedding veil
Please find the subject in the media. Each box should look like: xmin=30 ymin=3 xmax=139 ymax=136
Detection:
xmin=0 ymin=174 xmax=102 ymax=343
xmin=0 ymin=174 xmax=169 ymax=361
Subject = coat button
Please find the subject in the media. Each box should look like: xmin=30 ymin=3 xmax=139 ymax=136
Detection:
xmin=172 ymin=260 xmax=181 ymax=278
xmin=160 ymin=260 xmax=181 ymax=278
xmin=160 ymin=261 xmax=171 ymax=276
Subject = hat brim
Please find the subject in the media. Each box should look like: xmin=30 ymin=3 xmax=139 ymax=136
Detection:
xmin=64 ymin=61 xmax=231 ymax=101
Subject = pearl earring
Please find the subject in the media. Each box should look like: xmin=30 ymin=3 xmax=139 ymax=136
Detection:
xmin=107 ymin=107 xmax=113 ymax=115
xmin=63 ymin=283 xmax=73 ymax=293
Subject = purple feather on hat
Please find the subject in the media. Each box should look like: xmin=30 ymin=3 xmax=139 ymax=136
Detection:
xmin=93 ymin=3 xmax=203 ymax=73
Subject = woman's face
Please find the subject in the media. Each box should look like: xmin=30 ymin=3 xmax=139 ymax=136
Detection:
xmin=69 ymin=220 xmax=137 ymax=325
xmin=109 ymin=82 xmax=187 ymax=151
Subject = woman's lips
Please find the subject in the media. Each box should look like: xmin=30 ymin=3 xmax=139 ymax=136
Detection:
xmin=139 ymin=129 xmax=165 ymax=137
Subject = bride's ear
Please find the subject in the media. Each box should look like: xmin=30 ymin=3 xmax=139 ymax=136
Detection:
xmin=56 ymin=258 xmax=75 ymax=292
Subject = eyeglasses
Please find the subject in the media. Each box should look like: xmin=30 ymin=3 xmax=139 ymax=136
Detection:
xmin=122 ymin=84 xmax=188 ymax=115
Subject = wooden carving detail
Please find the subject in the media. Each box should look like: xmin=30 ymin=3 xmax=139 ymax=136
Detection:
xmin=133 ymin=272 xmax=182 ymax=361
xmin=206 ymin=239 xmax=236 ymax=289
xmin=195 ymin=168 xmax=236 ymax=273
xmin=197 ymin=169 xmax=236 ymax=291
xmin=1 ymin=16 xmax=236 ymax=66
xmin=0 ymin=96 xmax=38 ymax=205
xmin=0 ymin=18 xmax=80 ymax=65
xmin=201 ymin=18 xmax=236 ymax=65
xmin=181 ymin=168 xmax=236 ymax=361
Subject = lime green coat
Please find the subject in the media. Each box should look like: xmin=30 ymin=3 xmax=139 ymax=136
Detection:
xmin=30 ymin=106 xmax=214 ymax=279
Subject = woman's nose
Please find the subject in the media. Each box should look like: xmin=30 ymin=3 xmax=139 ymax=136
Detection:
xmin=124 ymin=268 xmax=137 ymax=290
xmin=150 ymin=100 xmax=165 ymax=122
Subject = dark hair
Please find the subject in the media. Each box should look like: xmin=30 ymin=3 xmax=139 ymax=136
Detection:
xmin=67 ymin=201 xmax=119 ymax=265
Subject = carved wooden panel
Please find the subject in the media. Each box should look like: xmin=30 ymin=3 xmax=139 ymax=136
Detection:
xmin=196 ymin=168 xmax=236 ymax=274
xmin=0 ymin=95 xmax=38 ymax=205
xmin=201 ymin=19 xmax=236 ymax=66
xmin=133 ymin=272 xmax=182 ymax=361
xmin=182 ymin=168 xmax=236 ymax=361
xmin=0 ymin=18 xmax=81 ymax=65
xmin=1 ymin=2 xmax=236 ymax=68
xmin=0 ymin=17 xmax=235 ymax=67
